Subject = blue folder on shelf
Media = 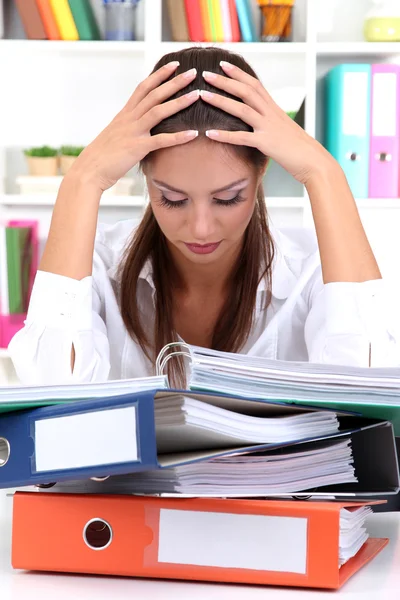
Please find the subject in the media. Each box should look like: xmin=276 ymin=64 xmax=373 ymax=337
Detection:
xmin=0 ymin=388 xmax=398 ymax=496
xmin=324 ymin=64 xmax=371 ymax=199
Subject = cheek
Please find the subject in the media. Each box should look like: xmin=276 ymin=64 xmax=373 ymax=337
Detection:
xmin=150 ymin=201 xmax=182 ymax=235
xmin=225 ymin=201 xmax=255 ymax=234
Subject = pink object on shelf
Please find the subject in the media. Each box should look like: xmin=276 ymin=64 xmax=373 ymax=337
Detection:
xmin=369 ymin=64 xmax=400 ymax=198
xmin=0 ymin=313 xmax=26 ymax=349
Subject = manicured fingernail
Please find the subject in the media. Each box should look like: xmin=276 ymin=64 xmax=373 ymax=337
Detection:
xmin=220 ymin=60 xmax=233 ymax=70
xmin=186 ymin=89 xmax=200 ymax=99
xmin=206 ymin=130 xmax=219 ymax=137
xmin=200 ymin=90 xmax=213 ymax=99
xmin=166 ymin=61 xmax=180 ymax=69
xmin=183 ymin=68 xmax=197 ymax=79
xmin=203 ymin=70 xmax=217 ymax=80
xmin=186 ymin=130 xmax=199 ymax=138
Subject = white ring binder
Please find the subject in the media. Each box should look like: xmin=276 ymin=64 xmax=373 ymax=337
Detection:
xmin=155 ymin=342 xmax=192 ymax=377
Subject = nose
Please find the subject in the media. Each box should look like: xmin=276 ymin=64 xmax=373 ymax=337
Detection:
xmin=188 ymin=203 xmax=217 ymax=242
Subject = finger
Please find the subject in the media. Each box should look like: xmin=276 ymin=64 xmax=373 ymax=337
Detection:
xmin=205 ymin=129 xmax=260 ymax=149
xmin=139 ymin=90 xmax=200 ymax=131
xmin=147 ymin=130 xmax=199 ymax=151
xmin=202 ymin=71 xmax=265 ymax=115
xmin=219 ymin=61 xmax=272 ymax=104
xmin=199 ymin=90 xmax=260 ymax=128
xmin=134 ymin=68 xmax=197 ymax=119
xmin=125 ymin=60 xmax=180 ymax=111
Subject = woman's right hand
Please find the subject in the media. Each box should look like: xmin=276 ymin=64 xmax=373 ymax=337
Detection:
xmin=67 ymin=61 xmax=199 ymax=192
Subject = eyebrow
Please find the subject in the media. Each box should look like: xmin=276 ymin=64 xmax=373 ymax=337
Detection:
xmin=152 ymin=178 xmax=249 ymax=194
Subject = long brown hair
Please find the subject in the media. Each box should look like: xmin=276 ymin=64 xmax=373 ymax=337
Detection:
xmin=118 ymin=47 xmax=275 ymax=386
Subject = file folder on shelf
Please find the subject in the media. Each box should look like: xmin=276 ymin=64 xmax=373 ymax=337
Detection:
xmin=369 ymin=63 xmax=400 ymax=198
xmin=11 ymin=493 xmax=388 ymax=590
xmin=0 ymin=387 xmax=397 ymax=496
xmin=324 ymin=64 xmax=371 ymax=199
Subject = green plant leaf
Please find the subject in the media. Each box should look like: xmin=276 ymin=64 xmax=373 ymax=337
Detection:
xmin=60 ymin=145 xmax=85 ymax=157
xmin=23 ymin=145 xmax=58 ymax=158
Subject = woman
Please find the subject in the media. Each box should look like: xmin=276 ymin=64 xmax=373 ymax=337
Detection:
xmin=8 ymin=47 xmax=399 ymax=386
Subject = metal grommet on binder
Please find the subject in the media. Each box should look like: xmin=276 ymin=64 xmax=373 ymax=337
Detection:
xmin=375 ymin=152 xmax=392 ymax=162
xmin=35 ymin=482 xmax=57 ymax=489
xmin=0 ymin=437 xmax=10 ymax=467
xmin=83 ymin=518 xmax=113 ymax=551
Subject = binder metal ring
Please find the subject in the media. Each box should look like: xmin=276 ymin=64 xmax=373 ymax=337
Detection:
xmin=159 ymin=350 xmax=193 ymax=377
xmin=155 ymin=341 xmax=192 ymax=376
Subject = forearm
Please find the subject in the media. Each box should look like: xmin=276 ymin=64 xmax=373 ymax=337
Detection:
xmin=305 ymin=152 xmax=381 ymax=284
xmin=39 ymin=172 xmax=102 ymax=280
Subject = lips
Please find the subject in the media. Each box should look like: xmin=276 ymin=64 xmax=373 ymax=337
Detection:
xmin=184 ymin=241 xmax=222 ymax=255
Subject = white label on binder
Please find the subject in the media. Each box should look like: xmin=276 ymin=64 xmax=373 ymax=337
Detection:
xmin=342 ymin=72 xmax=369 ymax=137
xmin=372 ymin=73 xmax=397 ymax=137
xmin=34 ymin=406 xmax=137 ymax=472
xmin=158 ymin=509 xmax=308 ymax=574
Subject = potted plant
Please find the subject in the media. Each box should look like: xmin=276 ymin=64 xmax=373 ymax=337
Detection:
xmin=60 ymin=146 xmax=85 ymax=175
xmin=23 ymin=146 xmax=59 ymax=176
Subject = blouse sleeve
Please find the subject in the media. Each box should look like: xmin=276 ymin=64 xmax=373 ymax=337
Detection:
xmin=304 ymin=271 xmax=400 ymax=368
xmin=8 ymin=260 xmax=111 ymax=385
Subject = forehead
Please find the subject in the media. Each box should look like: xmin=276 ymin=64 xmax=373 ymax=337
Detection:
xmin=147 ymin=138 xmax=254 ymax=186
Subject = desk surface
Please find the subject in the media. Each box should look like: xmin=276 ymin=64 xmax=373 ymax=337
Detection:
xmin=1 ymin=507 xmax=400 ymax=600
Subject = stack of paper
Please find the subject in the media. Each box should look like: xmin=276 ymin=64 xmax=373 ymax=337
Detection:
xmin=46 ymin=439 xmax=356 ymax=497
xmin=154 ymin=394 xmax=340 ymax=452
xmin=185 ymin=346 xmax=400 ymax=434
xmin=340 ymin=505 xmax=372 ymax=566
xmin=188 ymin=346 xmax=400 ymax=402
xmin=0 ymin=375 xmax=168 ymax=413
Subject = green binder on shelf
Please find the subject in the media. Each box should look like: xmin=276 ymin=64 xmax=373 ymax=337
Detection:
xmin=6 ymin=227 xmax=31 ymax=315
xmin=68 ymin=0 xmax=101 ymax=41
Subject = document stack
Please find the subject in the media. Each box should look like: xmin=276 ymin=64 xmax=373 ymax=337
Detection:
xmin=1 ymin=345 xmax=399 ymax=590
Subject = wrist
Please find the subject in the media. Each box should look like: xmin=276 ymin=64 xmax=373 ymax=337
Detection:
xmin=61 ymin=168 xmax=103 ymax=199
xmin=303 ymin=144 xmax=340 ymax=188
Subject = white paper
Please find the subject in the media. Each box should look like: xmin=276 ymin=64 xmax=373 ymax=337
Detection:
xmin=372 ymin=73 xmax=397 ymax=138
xmin=0 ymin=375 xmax=167 ymax=406
xmin=158 ymin=509 xmax=308 ymax=574
xmin=34 ymin=406 xmax=137 ymax=472
xmin=342 ymin=72 xmax=369 ymax=137
xmin=155 ymin=394 xmax=339 ymax=452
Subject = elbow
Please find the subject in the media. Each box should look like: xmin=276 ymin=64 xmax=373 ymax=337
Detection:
xmin=8 ymin=324 xmax=111 ymax=385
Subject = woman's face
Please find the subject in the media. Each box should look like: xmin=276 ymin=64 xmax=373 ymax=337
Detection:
xmin=146 ymin=139 xmax=260 ymax=265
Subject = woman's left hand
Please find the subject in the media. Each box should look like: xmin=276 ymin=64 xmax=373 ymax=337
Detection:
xmin=201 ymin=61 xmax=331 ymax=185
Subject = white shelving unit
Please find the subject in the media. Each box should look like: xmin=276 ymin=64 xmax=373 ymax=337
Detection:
xmin=0 ymin=0 xmax=399 ymax=372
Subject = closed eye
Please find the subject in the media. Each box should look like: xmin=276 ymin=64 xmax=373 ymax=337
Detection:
xmin=159 ymin=193 xmax=246 ymax=209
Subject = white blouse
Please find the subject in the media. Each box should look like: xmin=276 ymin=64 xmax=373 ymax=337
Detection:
xmin=8 ymin=219 xmax=400 ymax=385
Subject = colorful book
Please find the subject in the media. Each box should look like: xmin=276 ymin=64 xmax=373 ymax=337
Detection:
xmin=207 ymin=0 xmax=217 ymax=41
xmin=14 ymin=0 xmax=47 ymax=40
xmin=35 ymin=0 xmax=61 ymax=40
xmin=167 ymin=0 xmax=189 ymax=41
xmin=220 ymin=0 xmax=232 ymax=41
xmin=212 ymin=0 xmax=225 ymax=41
xmin=235 ymin=0 xmax=257 ymax=42
xmin=200 ymin=0 xmax=212 ymax=41
xmin=49 ymin=0 xmax=79 ymax=41
xmin=8 ymin=220 xmax=39 ymax=302
xmin=229 ymin=0 xmax=241 ymax=41
xmin=5 ymin=227 xmax=31 ymax=315
xmin=67 ymin=0 xmax=101 ymax=41
xmin=184 ymin=0 xmax=205 ymax=41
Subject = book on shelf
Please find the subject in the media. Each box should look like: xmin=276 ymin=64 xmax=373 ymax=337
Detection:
xmin=14 ymin=0 xmax=101 ymax=42
xmin=167 ymin=0 xmax=256 ymax=43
